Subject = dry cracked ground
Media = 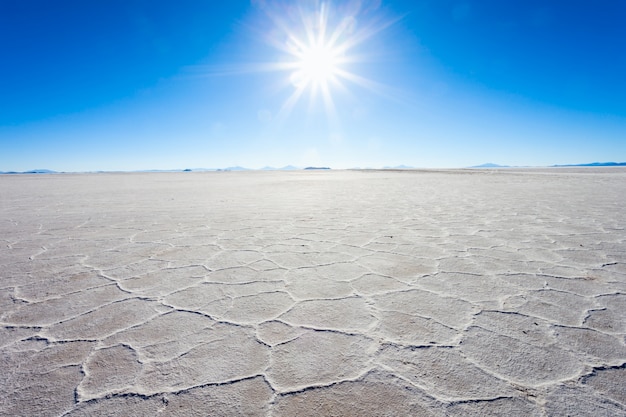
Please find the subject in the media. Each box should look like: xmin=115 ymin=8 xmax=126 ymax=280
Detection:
xmin=1 ymin=169 xmax=625 ymax=416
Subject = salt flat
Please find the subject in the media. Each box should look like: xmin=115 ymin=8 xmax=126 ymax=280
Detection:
xmin=1 ymin=168 xmax=625 ymax=416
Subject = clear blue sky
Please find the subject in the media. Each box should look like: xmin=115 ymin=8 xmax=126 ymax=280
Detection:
xmin=1 ymin=0 xmax=625 ymax=171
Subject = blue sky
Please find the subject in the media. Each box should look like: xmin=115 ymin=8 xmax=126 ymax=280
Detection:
xmin=1 ymin=0 xmax=625 ymax=171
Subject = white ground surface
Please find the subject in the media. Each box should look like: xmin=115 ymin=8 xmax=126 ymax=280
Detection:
xmin=1 ymin=169 xmax=625 ymax=416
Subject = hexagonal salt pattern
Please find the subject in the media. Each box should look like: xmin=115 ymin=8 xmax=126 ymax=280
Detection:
xmin=2 ymin=169 xmax=625 ymax=415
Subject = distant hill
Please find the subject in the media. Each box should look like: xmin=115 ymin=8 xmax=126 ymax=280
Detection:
xmin=469 ymin=163 xmax=510 ymax=168
xmin=0 ymin=169 xmax=58 ymax=174
xmin=382 ymin=165 xmax=414 ymax=169
xmin=278 ymin=165 xmax=300 ymax=170
xmin=260 ymin=165 xmax=301 ymax=170
xmin=220 ymin=166 xmax=250 ymax=171
xmin=552 ymin=162 xmax=626 ymax=167
xmin=304 ymin=166 xmax=330 ymax=170
xmin=135 ymin=169 xmax=186 ymax=173
xmin=28 ymin=169 xmax=57 ymax=173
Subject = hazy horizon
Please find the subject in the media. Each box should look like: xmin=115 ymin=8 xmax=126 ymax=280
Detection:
xmin=2 ymin=1 xmax=625 ymax=172
xmin=5 ymin=159 xmax=626 ymax=174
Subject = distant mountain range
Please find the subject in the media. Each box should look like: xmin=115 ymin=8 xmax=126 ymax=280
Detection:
xmin=3 ymin=162 xmax=625 ymax=174
xmin=470 ymin=163 xmax=510 ymax=168
xmin=470 ymin=162 xmax=626 ymax=168
xmin=0 ymin=169 xmax=58 ymax=174
xmin=551 ymin=162 xmax=626 ymax=167
xmin=261 ymin=165 xmax=300 ymax=171
xmin=381 ymin=165 xmax=415 ymax=169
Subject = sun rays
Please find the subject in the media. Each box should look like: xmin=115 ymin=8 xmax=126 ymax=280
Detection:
xmin=188 ymin=1 xmax=397 ymax=129
xmin=255 ymin=1 xmax=395 ymax=126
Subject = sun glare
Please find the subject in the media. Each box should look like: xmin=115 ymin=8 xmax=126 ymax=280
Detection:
xmin=294 ymin=44 xmax=340 ymax=87
xmin=250 ymin=1 xmax=395 ymax=125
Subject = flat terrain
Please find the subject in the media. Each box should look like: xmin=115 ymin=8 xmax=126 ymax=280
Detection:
xmin=1 ymin=168 xmax=625 ymax=416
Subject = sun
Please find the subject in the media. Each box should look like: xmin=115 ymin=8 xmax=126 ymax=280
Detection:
xmin=293 ymin=43 xmax=340 ymax=87
xmin=250 ymin=1 xmax=395 ymax=124
xmin=280 ymin=2 xmax=348 ymax=94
